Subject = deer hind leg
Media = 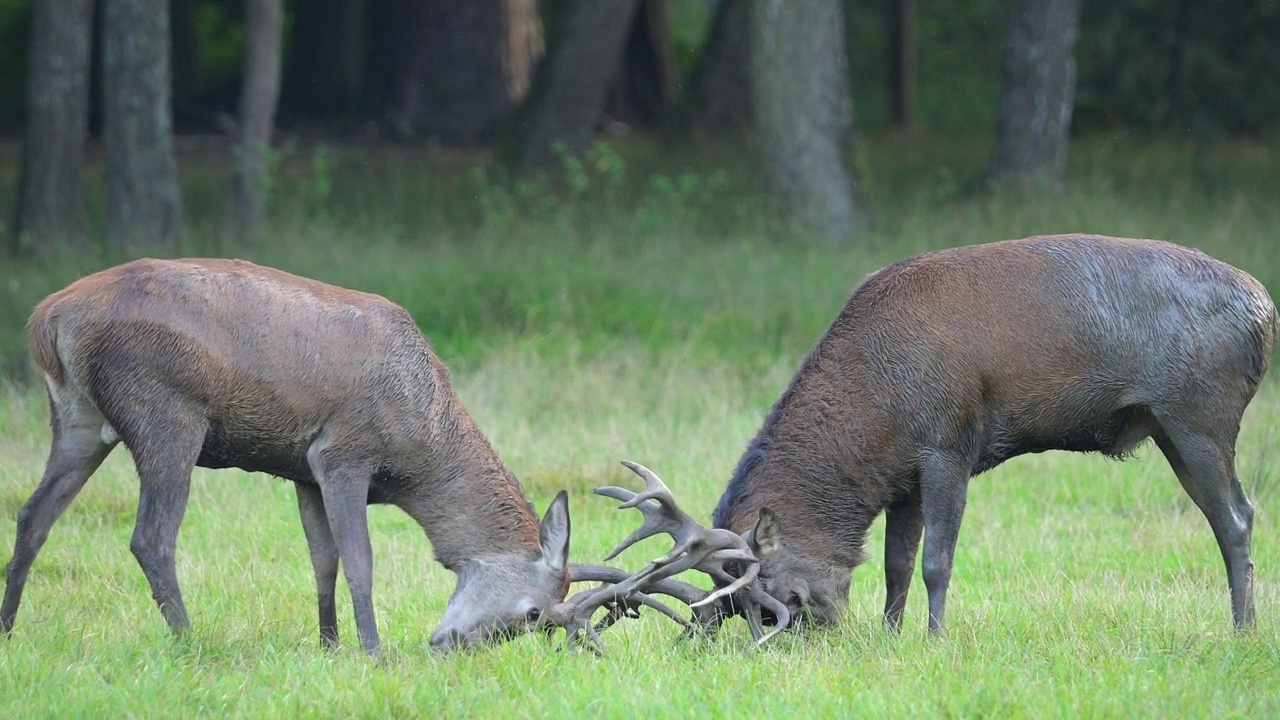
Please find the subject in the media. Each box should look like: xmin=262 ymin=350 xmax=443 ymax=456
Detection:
xmin=123 ymin=412 xmax=206 ymax=636
xmin=883 ymin=493 xmax=923 ymax=631
xmin=2 ymin=389 xmax=116 ymax=633
xmin=295 ymin=483 xmax=340 ymax=649
xmin=306 ymin=430 xmax=379 ymax=656
xmin=1153 ymin=418 xmax=1255 ymax=630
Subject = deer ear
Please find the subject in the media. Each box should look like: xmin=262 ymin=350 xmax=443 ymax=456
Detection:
xmin=751 ymin=507 xmax=783 ymax=558
xmin=539 ymin=490 xmax=570 ymax=572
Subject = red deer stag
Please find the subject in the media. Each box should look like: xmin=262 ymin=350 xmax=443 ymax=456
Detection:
xmin=1 ymin=258 xmax=573 ymax=655
xmin=511 ymin=235 xmax=1279 ymax=650
xmin=701 ymin=234 xmax=1276 ymax=634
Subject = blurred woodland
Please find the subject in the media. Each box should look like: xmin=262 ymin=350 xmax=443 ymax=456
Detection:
xmin=2 ymin=0 xmax=1278 ymax=253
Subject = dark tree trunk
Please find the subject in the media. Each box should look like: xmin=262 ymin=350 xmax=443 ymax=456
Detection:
xmin=365 ymin=0 xmax=543 ymax=142
xmin=170 ymin=0 xmax=204 ymax=129
xmin=282 ymin=0 xmax=363 ymax=122
xmin=224 ymin=0 xmax=283 ymax=244
xmin=682 ymin=0 xmax=752 ymax=134
xmin=1162 ymin=0 xmax=1189 ymax=128
xmin=13 ymin=0 xmax=96 ymax=252
xmin=752 ymin=0 xmax=862 ymax=243
xmin=886 ymin=0 xmax=916 ymax=130
xmin=509 ymin=0 xmax=643 ymax=176
xmin=363 ymin=0 xmax=412 ymax=125
xmin=990 ymin=0 xmax=1082 ymax=195
xmin=604 ymin=0 xmax=679 ymax=129
xmin=103 ymin=0 xmax=184 ymax=248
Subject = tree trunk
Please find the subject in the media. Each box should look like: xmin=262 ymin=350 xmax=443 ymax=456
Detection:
xmin=990 ymin=0 xmax=1081 ymax=195
xmin=509 ymin=0 xmax=643 ymax=176
xmin=886 ymin=0 xmax=916 ymax=130
xmin=682 ymin=0 xmax=752 ymax=134
xmin=13 ymin=0 xmax=96 ymax=252
xmin=282 ymin=0 xmax=363 ymax=122
xmin=103 ymin=0 xmax=183 ymax=248
xmin=170 ymin=0 xmax=204 ymax=129
xmin=752 ymin=0 xmax=862 ymax=243
xmin=1161 ymin=0 xmax=1189 ymax=129
xmin=224 ymin=0 xmax=283 ymax=244
xmin=604 ymin=0 xmax=679 ymax=129
xmin=363 ymin=0 xmax=412 ymax=125
xmin=365 ymin=0 xmax=543 ymax=142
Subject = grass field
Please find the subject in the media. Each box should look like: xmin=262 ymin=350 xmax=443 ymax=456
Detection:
xmin=1 ymin=134 xmax=1279 ymax=717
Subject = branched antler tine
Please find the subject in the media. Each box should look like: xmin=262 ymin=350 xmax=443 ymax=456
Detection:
xmin=549 ymin=461 xmax=780 ymax=651
xmin=569 ymin=563 xmax=710 ymax=607
xmin=744 ymin=602 xmax=765 ymax=642
xmin=747 ymin=586 xmax=791 ymax=646
xmin=691 ymin=560 xmax=758 ymax=609
xmin=618 ymin=461 xmax=709 ymax=535
xmin=685 ymin=546 xmax=758 ymax=604
xmin=593 ymin=485 xmax=683 ymax=561
xmin=603 ymin=523 xmax=682 ymax=562
xmin=594 ymin=591 xmax=690 ymax=630
xmin=577 ymin=625 xmax=606 ymax=655
xmin=647 ymin=536 xmax=704 ymax=567
xmin=590 ymin=600 xmax=638 ymax=634
xmin=617 ymin=460 xmax=680 ymax=510
xmin=636 ymin=531 xmax=749 ymax=584
xmin=593 ymin=486 xmax=642 ymax=504
xmin=630 ymin=592 xmax=693 ymax=626
xmin=554 ymin=618 xmax=603 ymax=655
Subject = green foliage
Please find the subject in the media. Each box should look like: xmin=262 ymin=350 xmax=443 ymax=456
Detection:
xmin=2 ymin=129 xmax=1278 ymax=377
xmin=192 ymin=0 xmax=247 ymax=99
xmin=669 ymin=0 xmax=716 ymax=74
xmin=846 ymin=0 xmax=1009 ymax=134
xmin=1077 ymin=0 xmax=1280 ymax=135
xmin=295 ymin=143 xmax=334 ymax=219
xmin=0 ymin=0 xmax=29 ymax=128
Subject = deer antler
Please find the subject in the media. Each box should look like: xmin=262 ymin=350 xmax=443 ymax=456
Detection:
xmin=546 ymin=461 xmax=791 ymax=653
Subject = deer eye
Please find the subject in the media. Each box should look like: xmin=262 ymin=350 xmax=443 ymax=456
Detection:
xmin=525 ymin=607 xmax=542 ymax=624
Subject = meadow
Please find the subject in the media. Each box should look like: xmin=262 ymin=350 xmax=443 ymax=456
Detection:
xmin=1 ymin=132 xmax=1279 ymax=717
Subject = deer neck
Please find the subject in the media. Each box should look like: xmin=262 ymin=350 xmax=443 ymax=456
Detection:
xmin=720 ymin=451 xmax=875 ymax=568
xmin=396 ymin=413 xmax=543 ymax=570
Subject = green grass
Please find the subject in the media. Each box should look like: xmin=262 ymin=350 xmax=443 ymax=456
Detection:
xmin=1 ymin=133 xmax=1279 ymax=717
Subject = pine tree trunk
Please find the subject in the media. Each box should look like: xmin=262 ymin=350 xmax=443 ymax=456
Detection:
xmin=509 ymin=0 xmax=643 ymax=176
xmin=752 ymin=0 xmax=861 ymax=243
xmin=13 ymin=0 xmax=96 ymax=252
xmin=103 ymin=0 xmax=183 ymax=248
xmin=683 ymin=0 xmax=752 ymax=134
xmin=990 ymin=0 xmax=1082 ymax=195
xmin=224 ymin=0 xmax=283 ymax=244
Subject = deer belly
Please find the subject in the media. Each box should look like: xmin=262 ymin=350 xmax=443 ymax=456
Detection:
xmin=196 ymin=421 xmax=314 ymax=483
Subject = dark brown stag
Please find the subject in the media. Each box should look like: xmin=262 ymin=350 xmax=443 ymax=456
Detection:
xmin=2 ymin=258 xmax=572 ymax=656
xmin=700 ymin=234 xmax=1276 ymax=634
xmin=575 ymin=234 xmax=1275 ymax=645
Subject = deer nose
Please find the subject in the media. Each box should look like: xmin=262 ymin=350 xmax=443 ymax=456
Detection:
xmin=429 ymin=626 xmax=467 ymax=652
